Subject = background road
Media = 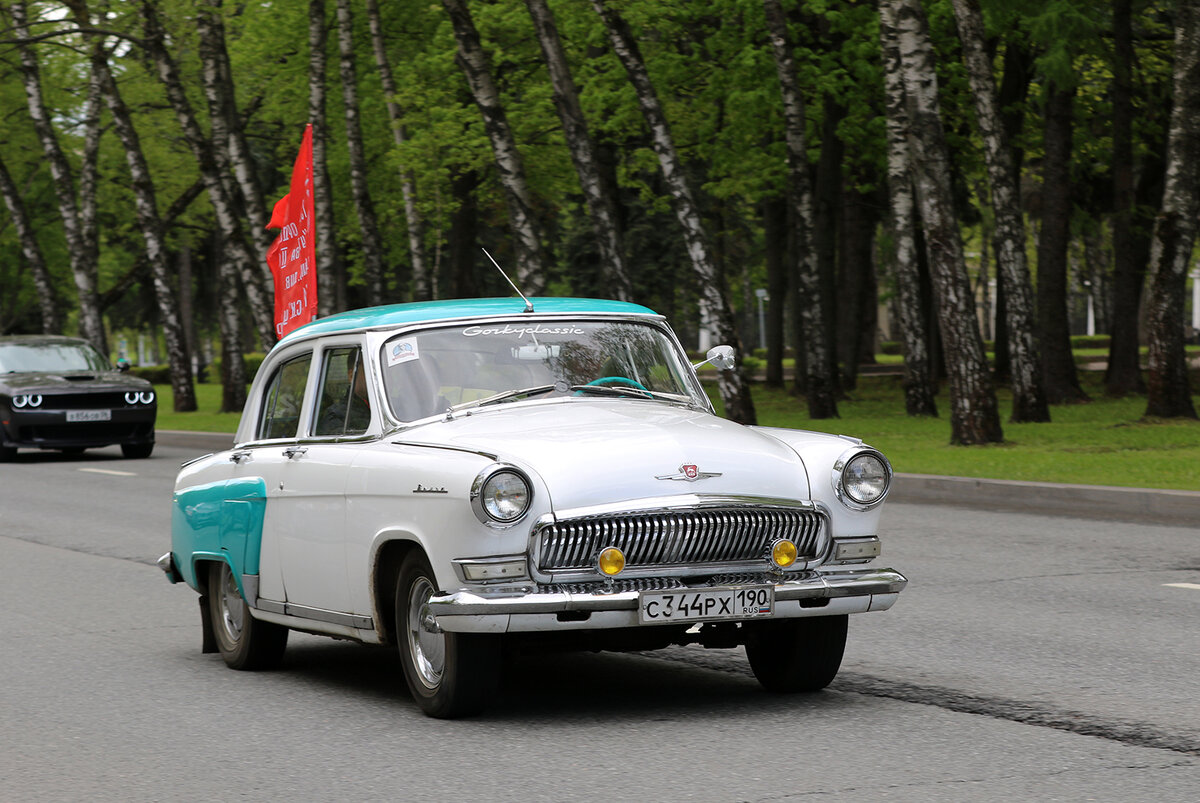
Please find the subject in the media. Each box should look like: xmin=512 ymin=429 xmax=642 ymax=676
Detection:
xmin=2 ymin=437 xmax=1198 ymax=801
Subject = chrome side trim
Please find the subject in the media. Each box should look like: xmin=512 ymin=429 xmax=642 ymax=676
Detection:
xmin=389 ymin=440 xmax=500 ymax=461
xmin=255 ymin=598 xmax=373 ymax=630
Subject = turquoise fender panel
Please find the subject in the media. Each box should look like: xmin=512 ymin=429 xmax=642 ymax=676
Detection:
xmin=171 ymin=477 xmax=267 ymax=594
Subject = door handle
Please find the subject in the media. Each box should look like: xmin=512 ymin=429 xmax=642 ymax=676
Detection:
xmin=229 ymin=450 xmax=251 ymax=464
xmin=282 ymin=446 xmax=308 ymax=460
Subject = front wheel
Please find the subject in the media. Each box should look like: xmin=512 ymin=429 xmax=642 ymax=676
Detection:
xmin=396 ymin=551 xmax=500 ymax=718
xmin=0 ymin=445 xmax=16 ymax=462
xmin=207 ymin=561 xmax=288 ymax=670
xmin=744 ymin=615 xmax=848 ymax=693
xmin=121 ymin=442 xmax=153 ymax=459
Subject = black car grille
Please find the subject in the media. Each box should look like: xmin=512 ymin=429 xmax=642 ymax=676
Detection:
xmin=535 ymin=505 xmax=827 ymax=572
xmin=40 ymin=392 xmax=135 ymax=409
xmin=18 ymin=422 xmax=151 ymax=443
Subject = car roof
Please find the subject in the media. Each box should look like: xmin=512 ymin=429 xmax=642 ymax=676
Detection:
xmin=277 ymin=297 xmax=661 ymax=346
xmin=0 ymin=334 xmax=91 ymax=346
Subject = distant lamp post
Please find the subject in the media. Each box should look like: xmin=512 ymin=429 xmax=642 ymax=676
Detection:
xmin=1191 ymin=267 xmax=1200 ymax=333
xmin=755 ymin=288 xmax=769 ymax=351
xmin=1083 ymin=279 xmax=1095 ymax=337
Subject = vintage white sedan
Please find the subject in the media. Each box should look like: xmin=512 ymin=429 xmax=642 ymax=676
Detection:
xmin=159 ymin=297 xmax=906 ymax=717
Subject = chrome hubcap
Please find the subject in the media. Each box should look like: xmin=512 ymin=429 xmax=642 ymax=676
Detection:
xmin=406 ymin=577 xmax=445 ymax=689
xmin=218 ymin=565 xmax=244 ymax=644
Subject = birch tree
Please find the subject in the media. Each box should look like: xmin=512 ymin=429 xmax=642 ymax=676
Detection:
xmin=309 ymin=0 xmax=344 ymax=313
xmin=525 ymin=0 xmax=632 ymax=302
xmin=591 ymin=0 xmax=756 ymax=425
xmin=762 ymin=0 xmax=837 ymax=419
xmin=878 ymin=0 xmax=937 ymax=417
xmin=1144 ymin=0 xmax=1200 ymax=419
xmin=336 ymin=0 xmax=386 ymax=306
xmin=442 ymin=0 xmax=549 ymax=294
xmin=949 ymin=0 xmax=1049 ymax=422
xmin=889 ymin=0 xmax=1003 ymax=444
xmin=9 ymin=0 xmax=105 ymax=353
xmin=365 ymin=0 xmax=432 ymax=301
xmin=0 ymin=154 xmax=60 ymax=333
xmin=67 ymin=0 xmax=196 ymax=411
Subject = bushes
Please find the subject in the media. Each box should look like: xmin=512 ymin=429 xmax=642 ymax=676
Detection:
xmin=128 ymin=353 xmax=265 ymax=385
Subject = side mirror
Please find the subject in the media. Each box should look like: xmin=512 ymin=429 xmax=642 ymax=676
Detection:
xmin=115 ymin=358 xmax=131 ymax=373
xmin=693 ymin=345 xmax=736 ymax=372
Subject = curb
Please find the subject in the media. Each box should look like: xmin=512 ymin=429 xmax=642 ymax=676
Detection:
xmin=155 ymin=431 xmax=1199 ymax=528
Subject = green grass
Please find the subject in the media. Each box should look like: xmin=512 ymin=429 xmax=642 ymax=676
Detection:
xmin=155 ymin=368 xmax=1200 ymax=492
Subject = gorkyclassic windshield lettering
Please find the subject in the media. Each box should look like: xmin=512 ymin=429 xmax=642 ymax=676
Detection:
xmin=160 ymin=297 xmax=906 ymax=718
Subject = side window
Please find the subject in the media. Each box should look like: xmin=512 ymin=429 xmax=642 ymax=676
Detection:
xmin=257 ymin=353 xmax=312 ymax=440
xmin=313 ymin=347 xmax=371 ymax=436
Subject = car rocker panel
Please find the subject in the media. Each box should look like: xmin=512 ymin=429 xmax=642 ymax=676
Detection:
xmin=161 ymin=297 xmax=906 ymax=717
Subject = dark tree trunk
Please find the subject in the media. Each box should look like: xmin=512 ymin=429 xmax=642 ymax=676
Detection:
xmin=1144 ymin=0 xmax=1200 ymax=419
xmin=309 ymin=0 xmax=345 ymax=313
xmin=365 ymin=0 xmax=432 ymax=300
xmin=526 ymin=0 xmax=632 ymax=302
xmin=1037 ymin=83 xmax=1088 ymax=404
xmin=448 ymin=170 xmax=480 ymax=298
xmin=336 ymin=0 xmax=387 ymax=306
xmin=593 ymin=0 xmax=757 ymax=424
xmin=69 ymin=0 xmax=196 ymax=411
xmin=951 ymin=0 xmax=1049 ymax=422
xmin=891 ymin=0 xmax=1002 ymax=443
xmin=140 ymin=0 xmax=276 ymax=350
xmin=763 ymin=196 xmax=787 ymax=388
xmin=762 ymin=0 xmax=837 ymax=418
xmin=837 ymin=183 xmax=879 ymax=391
xmin=444 ymin=0 xmax=550 ymax=294
xmin=11 ymin=0 xmax=105 ymax=352
xmin=0 ymin=155 xmax=61 ymax=333
xmin=1106 ymin=0 xmax=1145 ymax=396
xmin=211 ymin=239 xmax=248 ymax=414
xmin=879 ymin=0 xmax=938 ymax=417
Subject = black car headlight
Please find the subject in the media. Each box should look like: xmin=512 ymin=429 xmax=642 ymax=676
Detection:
xmin=471 ymin=466 xmax=532 ymax=525
xmin=833 ymin=448 xmax=892 ymax=510
xmin=12 ymin=394 xmax=43 ymax=409
xmin=125 ymin=391 xmax=155 ymax=405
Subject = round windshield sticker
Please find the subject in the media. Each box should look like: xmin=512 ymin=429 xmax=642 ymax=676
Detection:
xmin=387 ymin=339 xmax=419 ymax=366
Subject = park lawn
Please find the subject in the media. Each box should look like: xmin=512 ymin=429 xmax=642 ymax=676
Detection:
xmin=157 ymin=368 xmax=1200 ymax=492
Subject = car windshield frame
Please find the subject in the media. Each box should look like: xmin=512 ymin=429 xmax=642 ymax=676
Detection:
xmin=378 ymin=318 xmax=708 ymax=423
xmin=0 ymin=341 xmax=111 ymax=373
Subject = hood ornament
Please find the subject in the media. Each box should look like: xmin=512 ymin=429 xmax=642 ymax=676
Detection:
xmin=656 ymin=463 xmax=722 ymax=482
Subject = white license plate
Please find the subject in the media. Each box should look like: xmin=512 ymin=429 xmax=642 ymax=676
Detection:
xmin=66 ymin=409 xmax=111 ymax=422
xmin=639 ymin=585 xmax=774 ymax=625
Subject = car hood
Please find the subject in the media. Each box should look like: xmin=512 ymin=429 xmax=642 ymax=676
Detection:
xmin=0 ymin=370 xmax=151 ymax=394
xmin=395 ymin=400 xmax=812 ymax=512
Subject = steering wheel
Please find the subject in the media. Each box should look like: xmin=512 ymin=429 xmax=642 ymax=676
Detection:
xmin=584 ymin=376 xmax=649 ymax=391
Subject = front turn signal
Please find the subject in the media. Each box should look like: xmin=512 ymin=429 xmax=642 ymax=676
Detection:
xmin=597 ymin=546 xmax=626 ymax=576
xmin=770 ymin=539 xmax=798 ymax=568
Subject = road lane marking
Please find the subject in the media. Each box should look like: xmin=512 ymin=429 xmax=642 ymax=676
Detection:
xmin=1163 ymin=583 xmax=1200 ymax=591
xmin=78 ymin=468 xmax=137 ymax=477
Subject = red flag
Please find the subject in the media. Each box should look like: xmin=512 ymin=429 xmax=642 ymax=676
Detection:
xmin=266 ymin=124 xmax=317 ymax=339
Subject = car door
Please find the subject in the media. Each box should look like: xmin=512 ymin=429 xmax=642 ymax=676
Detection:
xmin=269 ymin=342 xmax=373 ymax=616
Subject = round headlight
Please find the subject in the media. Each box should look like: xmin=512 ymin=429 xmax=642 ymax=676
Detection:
xmin=842 ymin=452 xmax=890 ymax=506
xmin=597 ymin=546 xmax=626 ymax=576
xmin=479 ymin=470 xmax=531 ymax=523
xmin=125 ymin=392 xmax=140 ymax=405
xmin=12 ymin=395 xmax=28 ymax=408
xmin=139 ymin=391 xmax=155 ymax=404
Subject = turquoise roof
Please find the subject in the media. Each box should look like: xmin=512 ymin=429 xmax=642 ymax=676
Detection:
xmin=277 ymin=297 xmax=660 ymax=346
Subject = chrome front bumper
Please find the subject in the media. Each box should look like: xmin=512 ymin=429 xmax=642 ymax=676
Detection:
xmin=429 ymin=568 xmax=907 ymax=633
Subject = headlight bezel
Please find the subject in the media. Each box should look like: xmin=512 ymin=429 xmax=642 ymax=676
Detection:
xmin=470 ymin=464 xmax=533 ymax=527
xmin=831 ymin=447 xmax=892 ymax=511
xmin=11 ymin=394 xmax=43 ymax=409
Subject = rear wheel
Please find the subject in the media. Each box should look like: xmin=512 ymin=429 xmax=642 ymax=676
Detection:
xmin=0 ymin=445 xmax=16 ymax=462
xmin=121 ymin=442 xmax=153 ymax=459
xmin=396 ymin=551 xmax=500 ymax=718
xmin=744 ymin=615 xmax=848 ymax=693
xmin=207 ymin=561 xmax=288 ymax=670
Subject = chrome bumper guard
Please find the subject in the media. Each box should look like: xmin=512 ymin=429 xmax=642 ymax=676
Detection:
xmin=428 ymin=568 xmax=907 ymax=634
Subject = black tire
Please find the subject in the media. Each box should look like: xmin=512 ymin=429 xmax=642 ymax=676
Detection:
xmin=0 ymin=445 xmax=16 ymax=462
xmin=121 ymin=442 xmax=154 ymax=459
xmin=396 ymin=551 xmax=500 ymax=718
xmin=207 ymin=561 xmax=288 ymax=670
xmin=744 ymin=615 xmax=848 ymax=693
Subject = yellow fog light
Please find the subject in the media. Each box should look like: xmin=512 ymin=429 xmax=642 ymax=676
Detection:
xmin=771 ymin=539 xmax=798 ymax=568
xmin=597 ymin=547 xmax=626 ymax=576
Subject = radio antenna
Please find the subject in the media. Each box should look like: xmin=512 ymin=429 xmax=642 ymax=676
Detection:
xmin=482 ymin=247 xmax=534 ymax=313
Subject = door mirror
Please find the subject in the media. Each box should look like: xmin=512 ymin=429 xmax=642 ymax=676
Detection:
xmin=693 ymin=345 xmax=736 ymax=372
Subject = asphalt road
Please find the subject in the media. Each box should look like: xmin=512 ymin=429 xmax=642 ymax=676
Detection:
xmin=2 ymin=438 xmax=1198 ymax=801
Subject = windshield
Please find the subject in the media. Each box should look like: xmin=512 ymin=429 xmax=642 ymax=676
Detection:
xmin=380 ymin=320 xmax=706 ymax=421
xmin=0 ymin=341 xmax=111 ymax=373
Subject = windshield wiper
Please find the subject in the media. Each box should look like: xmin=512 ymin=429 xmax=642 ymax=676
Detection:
xmin=447 ymin=384 xmax=558 ymax=415
xmin=569 ymin=384 xmax=693 ymax=405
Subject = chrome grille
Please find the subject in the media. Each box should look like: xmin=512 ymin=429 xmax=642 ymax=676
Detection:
xmin=535 ymin=505 xmax=826 ymax=572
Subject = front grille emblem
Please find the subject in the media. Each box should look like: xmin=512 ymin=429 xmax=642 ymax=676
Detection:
xmin=655 ymin=463 xmax=722 ymax=482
